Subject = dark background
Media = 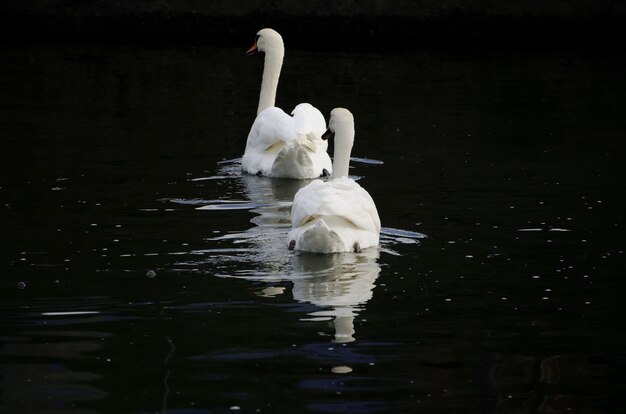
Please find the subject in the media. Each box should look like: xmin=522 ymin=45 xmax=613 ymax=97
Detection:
xmin=2 ymin=1 xmax=626 ymax=50
xmin=2 ymin=2 xmax=626 ymax=413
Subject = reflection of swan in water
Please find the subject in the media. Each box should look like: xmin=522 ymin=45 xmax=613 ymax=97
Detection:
xmin=193 ymin=162 xmax=313 ymax=275
xmin=289 ymin=249 xmax=381 ymax=343
xmin=234 ymin=174 xmax=312 ymax=274
xmin=240 ymin=173 xmax=312 ymax=228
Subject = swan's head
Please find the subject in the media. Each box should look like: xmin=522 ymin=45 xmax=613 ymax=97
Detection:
xmin=246 ymin=28 xmax=284 ymax=56
xmin=322 ymin=108 xmax=355 ymax=142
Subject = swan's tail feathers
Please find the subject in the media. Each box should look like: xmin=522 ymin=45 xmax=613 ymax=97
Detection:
xmin=300 ymin=133 xmax=327 ymax=152
xmin=300 ymin=138 xmax=316 ymax=152
xmin=296 ymin=218 xmax=344 ymax=253
xmin=289 ymin=214 xmax=379 ymax=253
xmin=264 ymin=140 xmax=286 ymax=154
xmin=271 ymin=142 xmax=317 ymax=178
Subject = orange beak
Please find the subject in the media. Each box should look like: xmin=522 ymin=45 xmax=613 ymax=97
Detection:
xmin=245 ymin=42 xmax=258 ymax=56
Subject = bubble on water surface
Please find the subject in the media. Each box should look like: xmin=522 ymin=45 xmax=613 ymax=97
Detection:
xmin=17 ymin=281 xmax=26 ymax=290
xmin=146 ymin=270 xmax=156 ymax=278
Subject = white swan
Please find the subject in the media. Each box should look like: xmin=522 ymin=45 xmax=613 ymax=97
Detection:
xmin=242 ymin=28 xmax=332 ymax=179
xmin=288 ymin=108 xmax=381 ymax=253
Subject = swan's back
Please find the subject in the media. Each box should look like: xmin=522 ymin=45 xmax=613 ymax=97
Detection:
xmin=289 ymin=177 xmax=381 ymax=253
xmin=291 ymin=177 xmax=380 ymax=232
xmin=245 ymin=107 xmax=294 ymax=151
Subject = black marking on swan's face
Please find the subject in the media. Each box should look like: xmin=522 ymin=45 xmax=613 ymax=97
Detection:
xmin=321 ymin=168 xmax=330 ymax=177
xmin=321 ymin=128 xmax=335 ymax=141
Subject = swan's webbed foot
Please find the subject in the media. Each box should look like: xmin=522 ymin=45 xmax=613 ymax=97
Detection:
xmin=353 ymin=242 xmax=362 ymax=253
xmin=288 ymin=240 xmax=296 ymax=251
xmin=321 ymin=168 xmax=330 ymax=178
xmin=256 ymin=170 xmax=263 ymax=177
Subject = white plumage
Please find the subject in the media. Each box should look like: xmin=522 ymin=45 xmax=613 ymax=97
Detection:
xmin=242 ymin=28 xmax=332 ymax=179
xmin=288 ymin=108 xmax=381 ymax=253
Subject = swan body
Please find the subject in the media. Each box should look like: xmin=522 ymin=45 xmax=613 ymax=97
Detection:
xmin=242 ymin=104 xmax=331 ymax=178
xmin=288 ymin=108 xmax=381 ymax=253
xmin=242 ymin=28 xmax=332 ymax=179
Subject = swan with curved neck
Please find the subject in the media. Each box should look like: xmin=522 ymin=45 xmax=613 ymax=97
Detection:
xmin=246 ymin=28 xmax=284 ymax=115
xmin=288 ymin=108 xmax=381 ymax=253
xmin=242 ymin=28 xmax=332 ymax=179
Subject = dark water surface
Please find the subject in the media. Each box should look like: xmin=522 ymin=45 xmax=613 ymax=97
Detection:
xmin=1 ymin=45 xmax=625 ymax=413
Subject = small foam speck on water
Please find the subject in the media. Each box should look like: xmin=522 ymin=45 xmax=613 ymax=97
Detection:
xmin=332 ymin=366 xmax=353 ymax=374
xmin=146 ymin=270 xmax=156 ymax=278
xmin=17 ymin=282 xmax=26 ymax=290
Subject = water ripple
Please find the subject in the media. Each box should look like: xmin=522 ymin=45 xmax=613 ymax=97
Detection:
xmin=350 ymin=156 xmax=384 ymax=165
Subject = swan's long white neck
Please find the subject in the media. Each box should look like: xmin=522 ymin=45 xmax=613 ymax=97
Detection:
xmin=257 ymin=47 xmax=284 ymax=115
xmin=331 ymin=123 xmax=355 ymax=179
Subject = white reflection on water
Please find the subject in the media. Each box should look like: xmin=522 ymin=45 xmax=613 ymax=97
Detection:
xmin=41 ymin=311 xmax=101 ymax=316
xmin=218 ymin=245 xmax=382 ymax=343
xmin=290 ymin=249 xmax=381 ymax=343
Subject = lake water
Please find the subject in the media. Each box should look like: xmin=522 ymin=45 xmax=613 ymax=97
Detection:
xmin=1 ymin=45 xmax=625 ymax=413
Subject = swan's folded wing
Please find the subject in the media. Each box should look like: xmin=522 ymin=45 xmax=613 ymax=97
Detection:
xmin=292 ymin=178 xmax=380 ymax=232
xmin=291 ymin=103 xmax=327 ymax=141
xmin=246 ymin=107 xmax=296 ymax=151
xmin=327 ymin=178 xmax=381 ymax=232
